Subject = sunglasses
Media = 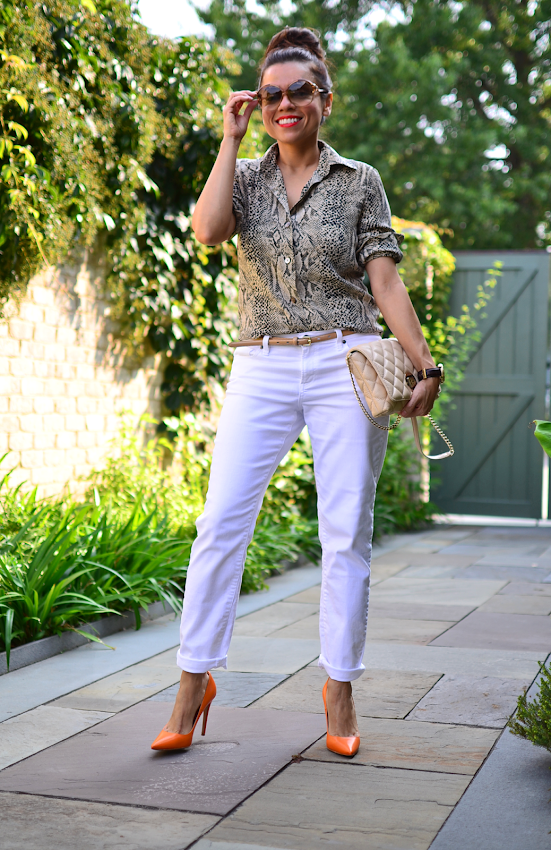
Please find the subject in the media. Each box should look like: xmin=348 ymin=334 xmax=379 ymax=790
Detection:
xmin=255 ymin=79 xmax=331 ymax=108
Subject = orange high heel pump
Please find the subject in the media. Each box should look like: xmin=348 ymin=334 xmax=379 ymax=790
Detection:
xmin=151 ymin=671 xmax=216 ymax=751
xmin=322 ymin=679 xmax=360 ymax=757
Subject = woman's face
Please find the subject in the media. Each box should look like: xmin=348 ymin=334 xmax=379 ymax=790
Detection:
xmin=259 ymin=61 xmax=332 ymax=144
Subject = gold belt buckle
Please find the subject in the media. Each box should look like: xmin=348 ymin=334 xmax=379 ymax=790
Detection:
xmin=301 ymin=335 xmax=312 ymax=346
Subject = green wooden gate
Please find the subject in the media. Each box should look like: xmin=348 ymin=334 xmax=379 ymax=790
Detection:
xmin=431 ymin=251 xmax=550 ymax=519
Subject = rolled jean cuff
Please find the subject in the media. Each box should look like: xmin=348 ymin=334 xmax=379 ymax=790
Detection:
xmin=318 ymin=656 xmax=365 ymax=682
xmin=176 ymin=651 xmax=228 ymax=673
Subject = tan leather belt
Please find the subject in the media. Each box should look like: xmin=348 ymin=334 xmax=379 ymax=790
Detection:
xmin=229 ymin=329 xmax=357 ymax=348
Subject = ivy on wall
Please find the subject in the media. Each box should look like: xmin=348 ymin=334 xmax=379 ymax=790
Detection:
xmin=0 ymin=0 xmax=261 ymax=411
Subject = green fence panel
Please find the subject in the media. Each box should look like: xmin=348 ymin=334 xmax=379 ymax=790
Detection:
xmin=431 ymin=251 xmax=550 ymax=519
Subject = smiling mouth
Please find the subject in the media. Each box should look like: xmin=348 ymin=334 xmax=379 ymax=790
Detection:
xmin=276 ymin=116 xmax=302 ymax=126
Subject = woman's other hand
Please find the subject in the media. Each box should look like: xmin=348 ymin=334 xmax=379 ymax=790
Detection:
xmin=400 ymin=377 xmax=439 ymax=418
xmin=223 ymin=91 xmax=258 ymax=142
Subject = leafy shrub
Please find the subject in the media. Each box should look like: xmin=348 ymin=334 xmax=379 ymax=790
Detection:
xmin=508 ymin=662 xmax=551 ymax=753
xmin=0 ymin=475 xmax=191 ymax=665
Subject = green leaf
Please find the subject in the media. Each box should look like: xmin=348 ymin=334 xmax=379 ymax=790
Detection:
xmin=533 ymin=421 xmax=551 ymax=458
xmin=8 ymin=94 xmax=28 ymax=112
xmin=65 ymin=627 xmax=115 ymax=650
xmin=80 ymin=0 xmax=98 ymax=14
xmin=4 ymin=608 xmax=14 ymax=670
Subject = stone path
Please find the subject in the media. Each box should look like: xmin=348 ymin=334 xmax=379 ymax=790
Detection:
xmin=1 ymin=525 xmax=551 ymax=849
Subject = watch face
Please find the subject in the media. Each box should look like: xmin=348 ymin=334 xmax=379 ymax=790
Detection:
xmin=438 ymin=363 xmax=445 ymax=383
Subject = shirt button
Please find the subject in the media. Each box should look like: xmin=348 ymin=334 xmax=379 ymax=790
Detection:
xmin=291 ymin=297 xmax=297 ymax=304
xmin=284 ymin=257 xmax=291 ymax=264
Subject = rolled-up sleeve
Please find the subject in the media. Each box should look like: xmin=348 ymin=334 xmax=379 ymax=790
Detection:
xmin=356 ymin=167 xmax=404 ymax=266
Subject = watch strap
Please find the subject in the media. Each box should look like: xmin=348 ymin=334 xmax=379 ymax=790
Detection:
xmin=417 ymin=367 xmax=443 ymax=382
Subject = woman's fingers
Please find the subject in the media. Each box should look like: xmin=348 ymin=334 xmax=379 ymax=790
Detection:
xmin=223 ymin=91 xmax=258 ymax=140
xmin=225 ymin=91 xmax=258 ymax=112
xmin=400 ymin=380 xmax=439 ymax=418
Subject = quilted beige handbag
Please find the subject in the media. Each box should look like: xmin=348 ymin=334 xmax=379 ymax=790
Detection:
xmin=346 ymin=338 xmax=454 ymax=460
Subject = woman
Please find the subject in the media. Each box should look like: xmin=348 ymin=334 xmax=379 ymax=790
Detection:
xmin=151 ymin=27 xmax=440 ymax=757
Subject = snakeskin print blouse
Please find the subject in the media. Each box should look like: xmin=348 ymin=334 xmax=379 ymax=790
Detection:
xmin=232 ymin=140 xmax=404 ymax=340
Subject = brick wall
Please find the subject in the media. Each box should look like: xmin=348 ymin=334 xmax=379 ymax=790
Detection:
xmin=0 ymin=252 xmax=163 ymax=497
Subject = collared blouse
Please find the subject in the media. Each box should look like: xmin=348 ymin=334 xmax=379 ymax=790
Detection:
xmin=232 ymin=140 xmax=404 ymax=340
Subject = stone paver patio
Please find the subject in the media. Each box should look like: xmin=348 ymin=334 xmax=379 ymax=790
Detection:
xmin=1 ymin=525 xmax=550 ymax=849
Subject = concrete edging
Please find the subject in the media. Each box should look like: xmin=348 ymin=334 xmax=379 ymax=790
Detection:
xmin=0 ymin=600 xmax=171 ymax=676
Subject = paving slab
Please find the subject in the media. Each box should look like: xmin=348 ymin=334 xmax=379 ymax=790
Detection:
xmin=368 ymin=601 xmax=474 ymax=621
xmin=0 ymin=703 xmax=326 ymax=816
xmin=397 ymin=563 xmax=551 ymax=582
xmin=473 ymin=527 xmax=551 ymax=541
xmin=253 ymin=666 xmax=442 ymax=718
xmin=475 ymin=553 xmax=551 ymax=568
xmin=200 ymin=760 xmax=470 ymax=850
xmin=233 ymin=565 xmax=322 ymax=618
xmin=51 ymin=653 xmax=181 ymax=712
xmin=194 ymin=842 xmax=288 ymax=850
xmin=431 ymin=611 xmax=551 ymax=652
xmin=396 ymin=540 xmax=459 ymax=552
xmin=372 ymin=577 xmax=507 ymax=607
xmin=366 ymin=617 xmax=451 ymax=644
xmin=498 ymin=580 xmax=551 ymax=596
xmin=310 ymin=643 xmax=541 ymax=678
xmin=303 ymin=716 xmax=498 ymax=774
xmin=0 ymin=791 xmax=218 ymax=850
xmin=268 ymin=613 xmax=319 ymax=639
xmin=430 ymin=729 xmax=551 ymax=850
xmin=148 ymin=672 xmax=288 ymax=708
xmin=232 ymin=602 xmax=319 ymax=637
xmin=408 ymin=674 xmax=528 ymax=728
xmin=478 ymin=594 xmax=551 ymax=615
xmin=273 ymin=612 xmax=452 ymax=643
xmin=373 ymin=553 xmax=479 ymax=567
xmin=369 ymin=561 xmax=411 ymax=584
xmin=282 ymin=585 xmax=320 ymax=604
xmin=439 ymin=543 xmax=549 ymax=556
xmin=225 ymin=636 xmax=320 ymax=673
xmin=0 ymin=705 xmax=112 ymax=770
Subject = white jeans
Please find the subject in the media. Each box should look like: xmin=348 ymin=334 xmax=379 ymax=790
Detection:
xmin=177 ymin=330 xmax=388 ymax=682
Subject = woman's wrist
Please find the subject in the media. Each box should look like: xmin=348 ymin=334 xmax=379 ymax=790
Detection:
xmin=221 ymin=134 xmax=242 ymax=151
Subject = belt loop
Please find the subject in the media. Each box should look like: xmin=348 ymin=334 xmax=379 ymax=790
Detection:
xmin=262 ymin=334 xmax=270 ymax=355
xmin=335 ymin=328 xmax=343 ymax=348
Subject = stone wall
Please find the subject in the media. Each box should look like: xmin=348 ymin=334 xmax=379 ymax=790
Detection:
xmin=0 ymin=253 xmax=163 ymax=498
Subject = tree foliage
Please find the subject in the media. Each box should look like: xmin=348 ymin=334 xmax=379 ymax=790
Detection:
xmin=199 ymin=0 xmax=551 ymax=251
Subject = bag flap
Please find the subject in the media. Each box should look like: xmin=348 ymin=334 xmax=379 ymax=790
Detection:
xmin=349 ymin=338 xmax=415 ymax=402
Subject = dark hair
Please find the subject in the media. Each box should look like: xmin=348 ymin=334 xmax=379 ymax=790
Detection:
xmin=258 ymin=27 xmax=333 ymax=98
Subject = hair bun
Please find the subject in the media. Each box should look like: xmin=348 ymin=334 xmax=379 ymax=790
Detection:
xmin=264 ymin=27 xmax=326 ymax=63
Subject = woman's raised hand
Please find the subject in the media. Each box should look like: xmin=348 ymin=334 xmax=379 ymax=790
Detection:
xmin=223 ymin=90 xmax=258 ymax=142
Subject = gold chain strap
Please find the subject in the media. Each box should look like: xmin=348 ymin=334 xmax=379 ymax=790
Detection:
xmin=426 ymin=413 xmax=455 ymax=456
xmin=349 ymin=370 xmax=402 ymax=431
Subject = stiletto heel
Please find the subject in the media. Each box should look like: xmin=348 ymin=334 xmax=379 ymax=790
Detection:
xmin=151 ymin=671 xmax=217 ymax=751
xmin=322 ymin=680 xmax=360 ymax=757
xmin=201 ymin=702 xmax=211 ymax=736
